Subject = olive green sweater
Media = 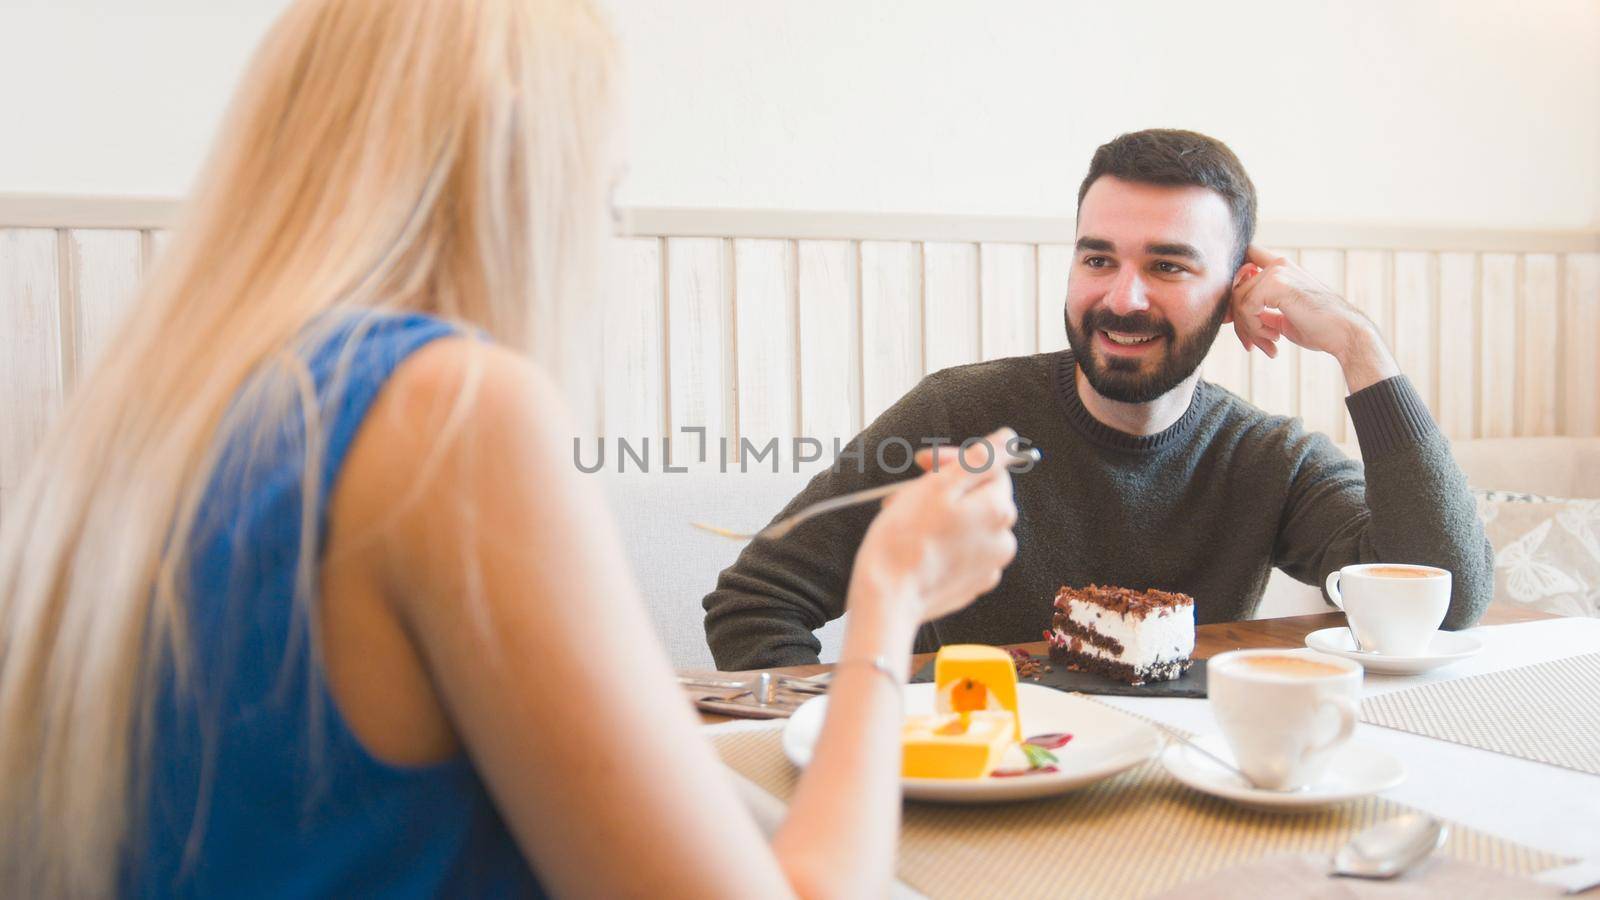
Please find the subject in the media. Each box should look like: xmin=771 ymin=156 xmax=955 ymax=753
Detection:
xmin=702 ymin=351 xmax=1493 ymax=670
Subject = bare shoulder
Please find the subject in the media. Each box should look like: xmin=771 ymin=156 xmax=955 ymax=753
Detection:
xmin=318 ymin=338 xmax=608 ymax=767
xmin=334 ymin=336 xmax=585 ymax=598
xmin=369 ymin=336 xmax=572 ymax=453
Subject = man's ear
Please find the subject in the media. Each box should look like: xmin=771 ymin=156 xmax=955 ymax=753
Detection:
xmin=1223 ymin=263 xmax=1256 ymax=325
xmin=1223 ymin=262 xmax=1259 ymax=325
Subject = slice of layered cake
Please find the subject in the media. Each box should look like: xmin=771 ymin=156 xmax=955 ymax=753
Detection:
xmin=1046 ymin=584 xmax=1195 ymax=685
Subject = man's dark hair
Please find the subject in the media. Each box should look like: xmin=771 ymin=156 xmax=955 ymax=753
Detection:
xmin=1076 ymin=129 xmax=1257 ymax=269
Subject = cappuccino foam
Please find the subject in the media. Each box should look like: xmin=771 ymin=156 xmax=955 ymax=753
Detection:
xmin=1233 ymin=655 xmax=1346 ymax=678
xmin=1366 ymin=566 xmax=1436 ymax=579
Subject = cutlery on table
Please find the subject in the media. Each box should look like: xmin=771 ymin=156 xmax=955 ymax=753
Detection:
xmin=693 ymin=446 xmax=1042 ymax=541
xmin=677 ymin=673 xmax=827 ymax=696
xmin=1330 ymin=812 xmax=1448 ymax=879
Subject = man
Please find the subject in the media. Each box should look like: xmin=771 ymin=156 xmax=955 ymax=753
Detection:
xmin=702 ymin=128 xmax=1492 ymax=671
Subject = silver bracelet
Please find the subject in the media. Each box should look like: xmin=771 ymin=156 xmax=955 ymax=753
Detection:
xmin=833 ymin=655 xmax=904 ymax=696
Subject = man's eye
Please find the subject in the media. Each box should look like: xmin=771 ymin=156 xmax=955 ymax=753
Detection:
xmin=1083 ymin=256 xmax=1111 ymax=269
xmin=1153 ymin=261 xmax=1187 ymax=274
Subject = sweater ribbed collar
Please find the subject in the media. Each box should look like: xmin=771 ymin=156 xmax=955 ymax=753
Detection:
xmin=1053 ymin=351 xmax=1210 ymax=453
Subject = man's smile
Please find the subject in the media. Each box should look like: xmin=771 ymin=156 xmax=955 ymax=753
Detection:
xmin=1096 ymin=329 xmax=1165 ymax=355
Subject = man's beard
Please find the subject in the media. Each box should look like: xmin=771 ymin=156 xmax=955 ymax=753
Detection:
xmin=1064 ymin=294 xmax=1230 ymax=404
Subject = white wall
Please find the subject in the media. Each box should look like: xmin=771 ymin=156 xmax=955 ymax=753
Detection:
xmin=604 ymin=0 xmax=1600 ymax=228
xmin=3 ymin=0 xmax=1597 ymax=228
xmin=0 ymin=0 xmax=293 ymax=198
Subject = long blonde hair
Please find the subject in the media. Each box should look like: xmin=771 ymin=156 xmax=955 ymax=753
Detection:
xmin=0 ymin=0 xmax=617 ymax=894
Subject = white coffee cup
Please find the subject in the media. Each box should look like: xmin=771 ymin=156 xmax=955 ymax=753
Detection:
xmin=1324 ymin=563 xmax=1451 ymax=656
xmin=1208 ymin=649 xmax=1363 ymax=790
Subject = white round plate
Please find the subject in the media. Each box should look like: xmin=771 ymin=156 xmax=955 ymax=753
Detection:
xmin=1305 ymin=626 xmax=1483 ymax=674
xmin=1160 ymin=733 xmax=1405 ymax=811
xmin=782 ymin=682 xmax=1161 ymax=803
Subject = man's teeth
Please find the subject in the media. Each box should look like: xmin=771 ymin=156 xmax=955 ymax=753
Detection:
xmin=1104 ymin=331 xmax=1157 ymax=346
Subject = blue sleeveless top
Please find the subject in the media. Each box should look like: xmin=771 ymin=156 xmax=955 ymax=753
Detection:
xmin=125 ymin=313 xmax=545 ymax=898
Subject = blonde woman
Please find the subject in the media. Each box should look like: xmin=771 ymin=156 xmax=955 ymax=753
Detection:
xmin=0 ymin=1 xmax=1018 ymax=896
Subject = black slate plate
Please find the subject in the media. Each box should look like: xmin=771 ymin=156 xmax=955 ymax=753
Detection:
xmin=910 ymin=654 xmax=1207 ymax=699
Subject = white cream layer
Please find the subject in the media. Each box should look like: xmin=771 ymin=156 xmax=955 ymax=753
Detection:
xmin=1054 ymin=599 xmax=1195 ymax=670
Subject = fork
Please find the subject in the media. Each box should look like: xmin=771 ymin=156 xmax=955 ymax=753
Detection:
xmin=676 ymin=673 xmax=828 ymax=695
xmin=693 ymin=446 xmax=1041 ymax=541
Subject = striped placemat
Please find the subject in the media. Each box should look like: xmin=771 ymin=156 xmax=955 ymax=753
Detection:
xmin=1361 ymin=653 xmax=1600 ymax=776
xmin=712 ymin=727 xmax=1568 ymax=900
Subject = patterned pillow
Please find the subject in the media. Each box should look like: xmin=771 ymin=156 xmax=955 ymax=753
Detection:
xmin=1474 ymin=490 xmax=1600 ymax=618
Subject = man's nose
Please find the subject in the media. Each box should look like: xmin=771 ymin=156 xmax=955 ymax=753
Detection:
xmin=1104 ymin=268 xmax=1150 ymax=316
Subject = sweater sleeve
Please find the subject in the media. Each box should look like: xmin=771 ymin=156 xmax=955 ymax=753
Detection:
xmin=1272 ymin=375 xmax=1494 ymax=629
xmin=700 ymin=376 xmax=955 ymax=670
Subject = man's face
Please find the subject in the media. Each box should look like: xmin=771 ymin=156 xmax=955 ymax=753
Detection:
xmin=1065 ymin=176 xmax=1241 ymax=404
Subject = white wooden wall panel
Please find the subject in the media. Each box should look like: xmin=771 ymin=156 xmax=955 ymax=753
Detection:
xmin=1347 ymin=251 xmax=1392 ymax=338
xmin=4 ymin=209 xmax=1598 ymax=494
xmin=1343 ymin=250 xmax=1391 ymax=440
xmin=733 ymin=239 xmax=798 ymax=463
xmin=65 ymin=229 xmax=143 ymax=385
xmin=1036 ymin=245 xmax=1072 ymax=353
xmin=1518 ymin=254 xmax=1560 ymax=437
xmin=1298 ymin=249 xmax=1347 ymax=441
xmin=797 ymin=240 xmax=860 ymax=446
xmin=1437 ymin=252 xmax=1478 ymax=438
xmin=0 ymin=229 xmax=64 ymax=523
xmin=1479 ymin=253 xmax=1519 ymax=439
xmin=1391 ymin=251 xmax=1437 ymax=416
xmin=601 ymin=237 xmax=664 ymax=443
xmin=978 ymin=242 xmax=1036 ymax=362
xmin=1565 ymin=253 xmax=1600 ymax=437
xmin=921 ymin=241 xmax=979 ymax=375
xmin=859 ymin=241 xmax=922 ymax=424
xmin=665 ymin=237 xmax=732 ymax=461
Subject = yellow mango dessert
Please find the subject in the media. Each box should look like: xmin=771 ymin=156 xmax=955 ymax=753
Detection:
xmin=898 ymin=645 xmax=1027 ymax=780
xmin=933 ymin=644 xmax=1022 ymax=741
xmin=901 ymin=711 xmax=1017 ymax=779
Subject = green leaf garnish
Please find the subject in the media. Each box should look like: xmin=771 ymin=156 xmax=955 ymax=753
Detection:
xmin=1022 ymin=742 xmax=1058 ymax=769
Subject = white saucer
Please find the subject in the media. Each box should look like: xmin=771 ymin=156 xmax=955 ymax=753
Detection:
xmin=1160 ymin=733 xmax=1405 ymax=811
xmin=1305 ymin=626 xmax=1483 ymax=674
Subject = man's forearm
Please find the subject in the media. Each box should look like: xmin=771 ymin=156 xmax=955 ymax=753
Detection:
xmin=701 ymin=466 xmax=896 ymax=670
xmin=1328 ymin=324 xmax=1488 ymax=617
xmin=1346 ymin=379 xmax=1495 ymax=628
xmin=703 ymin=564 xmax=837 ymax=670
xmin=1334 ymin=317 xmax=1401 ymax=395
xmin=701 ymin=375 xmax=957 ymax=670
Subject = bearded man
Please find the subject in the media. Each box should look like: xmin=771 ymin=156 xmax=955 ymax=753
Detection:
xmin=702 ymin=128 xmax=1491 ymax=670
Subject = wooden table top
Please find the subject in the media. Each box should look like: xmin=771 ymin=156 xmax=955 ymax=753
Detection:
xmin=692 ymin=604 xmax=1552 ymax=724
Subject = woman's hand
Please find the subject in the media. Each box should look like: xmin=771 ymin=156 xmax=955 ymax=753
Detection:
xmin=850 ymin=427 xmax=1021 ymax=624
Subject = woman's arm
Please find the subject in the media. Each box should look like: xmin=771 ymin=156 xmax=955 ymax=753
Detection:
xmin=347 ymin=339 xmax=1015 ymax=897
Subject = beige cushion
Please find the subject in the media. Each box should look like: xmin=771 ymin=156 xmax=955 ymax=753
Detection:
xmin=1476 ymin=491 xmax=1600 ymax=618
xmin=1451 ymin=437 xmax=1600 ymax=498
xmin=600 ymin=468 xmax=848 ymax=669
